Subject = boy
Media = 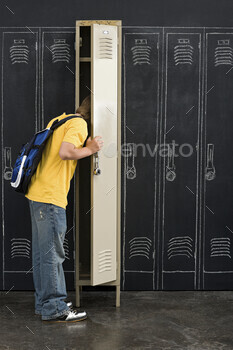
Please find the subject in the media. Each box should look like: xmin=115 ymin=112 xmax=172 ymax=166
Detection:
xmin=25 ymin=96 xmax=103 ymax=322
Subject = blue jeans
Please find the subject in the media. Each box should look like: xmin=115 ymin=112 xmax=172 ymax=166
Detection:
xmin=28 ymin=199 xmax=70 ymax=320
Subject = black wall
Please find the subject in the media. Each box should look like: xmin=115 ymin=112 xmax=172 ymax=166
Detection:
xmin=1 ymin=0 xmax=233 ymax=291
xmin=0 ymin=0 xmax=233 ymax=27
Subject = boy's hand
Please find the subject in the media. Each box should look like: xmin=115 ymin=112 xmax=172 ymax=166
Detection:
xmin=86 ymin=136 xmax=104 ymax=154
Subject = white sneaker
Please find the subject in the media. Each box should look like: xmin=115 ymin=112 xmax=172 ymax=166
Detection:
xmin=43 ymin=308 xmax=87 ymax=323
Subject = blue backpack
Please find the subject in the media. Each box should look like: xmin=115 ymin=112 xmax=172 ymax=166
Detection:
xmin=11 ymin=115 xmax=83 ymax=194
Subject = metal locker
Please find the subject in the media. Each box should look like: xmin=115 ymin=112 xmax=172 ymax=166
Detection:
xmin=75 ymin=20 xmax=121 ymax=306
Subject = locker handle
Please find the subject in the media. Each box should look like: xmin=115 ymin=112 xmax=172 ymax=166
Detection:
xmin=166 ymin=141 xmax=176 ymax=182
xmin=126 ymin=143 xmax=136 ymax=180
xmin=93 ymin=152 xmax=101 ymax=175
xmin=205 ymin=143 xmax=216 ymax=181
xmin=4 ymin=147 xmax=13 ymax=181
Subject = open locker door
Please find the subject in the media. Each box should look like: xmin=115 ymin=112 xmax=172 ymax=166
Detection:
xmin=90 ymin=23 xmax=118 ymax=285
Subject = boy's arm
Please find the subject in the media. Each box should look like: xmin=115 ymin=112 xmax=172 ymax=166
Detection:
xmin=59 ymin=142 xmax=92 ymax=160
xmin=59 ymin=136 xmax=103 ymax=160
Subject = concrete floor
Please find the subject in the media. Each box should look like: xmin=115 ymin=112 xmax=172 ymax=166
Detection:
xmin=1 ymin=290 xmax=233 ymax=350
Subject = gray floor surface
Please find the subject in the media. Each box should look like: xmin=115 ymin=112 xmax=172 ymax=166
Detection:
xmin=1 ymin=290 xmax=233 ymax=350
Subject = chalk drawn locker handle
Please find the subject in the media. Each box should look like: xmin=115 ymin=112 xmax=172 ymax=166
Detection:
xmin=126 ymin=143 xmax=136 ymax=180
xmin=4 ymin=147 xmax=13 ymax=181
xmin=205 ymin=143 xmax=216 ymax=181
xmin=166 ymin=141 xmax=176 ymax=182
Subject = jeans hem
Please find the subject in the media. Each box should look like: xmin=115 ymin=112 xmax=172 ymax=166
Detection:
xmin=41 ymin=306 xmax=70 ymax=320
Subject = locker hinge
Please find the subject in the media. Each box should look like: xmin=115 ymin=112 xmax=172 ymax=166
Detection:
xmin=73 ymin=250 xmax=75 ymax=260
xmin=153 ymin=251 xmax=155 ymax=259
xmin=157 ymin=42 xmax=159 ymax=50
xmin=35 ymin=42 xmax=38 ymax=51
xmin=198 ymin=42 xmax=200 ymax=49
xmin=80 ymin=37 xmax=83 ymax=47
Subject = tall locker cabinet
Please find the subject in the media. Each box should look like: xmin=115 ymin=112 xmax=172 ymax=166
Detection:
xmin=75 ymin=20 xmax=122 ymax=306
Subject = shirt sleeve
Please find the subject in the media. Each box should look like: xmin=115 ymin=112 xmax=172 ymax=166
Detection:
xmin=62 ymin=118 xmax=88 ymax=148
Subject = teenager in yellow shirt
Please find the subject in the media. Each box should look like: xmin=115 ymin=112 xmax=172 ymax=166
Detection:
xmin=26 ymin=96 xmax=103 ymax=323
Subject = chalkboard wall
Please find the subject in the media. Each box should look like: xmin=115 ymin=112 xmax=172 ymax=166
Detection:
xmin=122 ymin=27 xmax=233 ymax=291
xmin=1 ymin=0 xmax=233 ymax=291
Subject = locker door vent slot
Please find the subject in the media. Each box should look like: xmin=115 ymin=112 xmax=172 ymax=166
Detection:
xmin=50 ymin=39 xmax=71 ymax=64
xmin=98 ymin=249 xmax=112 ymax=273
xmin=98 ymin=37 xmax=113 ymax=59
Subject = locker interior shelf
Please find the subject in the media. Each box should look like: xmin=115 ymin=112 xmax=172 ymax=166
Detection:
xmin=80 ymin=57 xmax=91 ymax=62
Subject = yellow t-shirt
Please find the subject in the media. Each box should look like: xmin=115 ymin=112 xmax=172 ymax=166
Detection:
xmin=25 ymin=112 xmax=88 ymax=209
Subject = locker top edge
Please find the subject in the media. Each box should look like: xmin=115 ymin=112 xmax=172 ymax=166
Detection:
xmin=76 ymin=20 xmax=122 ymax=27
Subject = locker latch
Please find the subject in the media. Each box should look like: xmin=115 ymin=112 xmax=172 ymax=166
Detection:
xmin=93 ymin=153 xmax=101 ymax=175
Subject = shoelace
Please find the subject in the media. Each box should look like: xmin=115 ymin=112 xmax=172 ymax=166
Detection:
xmin=68 ymin=310 xmax=78 ymax=317
xmin=68 ymin=306 xmax=85 ymax=315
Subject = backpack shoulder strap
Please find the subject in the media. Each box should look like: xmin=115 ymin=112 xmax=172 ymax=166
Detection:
xmin=50 ymin=115 xmax=83 ymax=131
